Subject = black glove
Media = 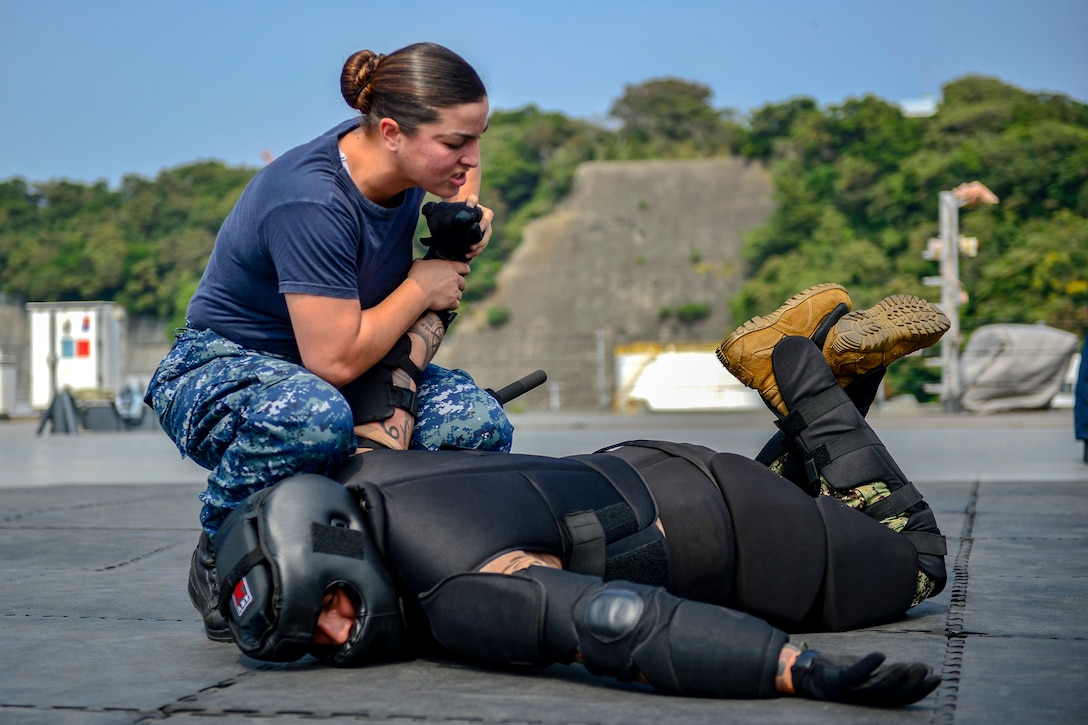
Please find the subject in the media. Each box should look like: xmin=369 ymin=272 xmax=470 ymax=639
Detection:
xmin=420 ymin=201 xmax=484 ymax=262
xmin=791 ymin=650 xmax=940 ymax=707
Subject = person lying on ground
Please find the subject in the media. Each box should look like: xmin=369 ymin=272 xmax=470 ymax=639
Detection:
xmin=207 ymin=284 xmax=951 ymax=707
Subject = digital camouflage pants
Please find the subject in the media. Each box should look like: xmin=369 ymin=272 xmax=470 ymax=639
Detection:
xmin=145 ymin=327 xmax=514 ymax=535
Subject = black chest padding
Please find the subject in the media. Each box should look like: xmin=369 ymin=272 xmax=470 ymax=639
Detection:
xmin=334 ymin=449 xmax=668 ymax=599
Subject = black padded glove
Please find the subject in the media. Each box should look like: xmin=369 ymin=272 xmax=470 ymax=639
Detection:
xmin=791 ymin=650 xmax=940 ymax=707
xmin=420 ymin=201 xmax=484 ymax=262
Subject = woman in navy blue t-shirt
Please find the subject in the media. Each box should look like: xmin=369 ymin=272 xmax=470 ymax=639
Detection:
xmin=145 ymin=42 xmax=513 ymax=641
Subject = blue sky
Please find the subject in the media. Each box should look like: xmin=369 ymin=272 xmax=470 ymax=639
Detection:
xmin=2 ymin=0 xmax=1085 ymax=188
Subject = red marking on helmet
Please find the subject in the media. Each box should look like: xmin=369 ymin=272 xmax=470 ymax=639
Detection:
xmin=233 ymin=576 xmax=254 ymax=616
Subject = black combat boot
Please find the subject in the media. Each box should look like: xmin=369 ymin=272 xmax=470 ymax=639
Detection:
xmin=187 ymin=531 xmax=233 ymax=642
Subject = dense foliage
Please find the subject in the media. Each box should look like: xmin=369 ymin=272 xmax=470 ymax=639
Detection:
xmin=0 ymin=163 xmax=254 ymax=330
xmin=731 ymin=76 xmax=1088 ymax=334
xmin=730 ymin=77 xmax=1088 ymax=398
xmin=2 ymin=75 xmax=1085 ymax=363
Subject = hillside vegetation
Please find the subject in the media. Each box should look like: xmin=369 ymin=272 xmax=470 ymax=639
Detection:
xmin=2 ymin=74 xmax=1085 ymax=353
xmin=433 ymin=156 xmax=773 ymax=409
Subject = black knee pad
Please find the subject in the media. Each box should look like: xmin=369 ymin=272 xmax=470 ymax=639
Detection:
xmin=813 ymin=496 xmax=917 ymax=631
xmin=338 ymin=334 xmax=423 ymax=424
xmin=419 ymin=567 xmax=787 ymax=699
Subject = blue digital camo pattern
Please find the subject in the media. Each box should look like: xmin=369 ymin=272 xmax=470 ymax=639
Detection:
xmin=412 ymin=367 xmax=514 ymax=453
xmin=145 ymin=327 xmax=513 ymax=535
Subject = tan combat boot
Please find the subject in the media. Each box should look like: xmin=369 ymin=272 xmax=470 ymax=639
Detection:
xmin=718 ymin=288 xmax=950 ymax=414
xmin=823 ymin=295 xmax=950 ymax=389
xmin=716 ymin=283 xmax=852 ymax=415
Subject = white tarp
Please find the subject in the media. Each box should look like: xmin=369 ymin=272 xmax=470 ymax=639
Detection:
xmin=960 ymin=323 xmax=1079 ymax=414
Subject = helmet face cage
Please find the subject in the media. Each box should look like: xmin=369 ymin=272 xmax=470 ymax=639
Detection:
xmin=214 ymin=474 xmax=406 ymax=664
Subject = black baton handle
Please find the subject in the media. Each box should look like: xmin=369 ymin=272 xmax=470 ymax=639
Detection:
xmin=487 ymin=370 xmax=548 ymax=405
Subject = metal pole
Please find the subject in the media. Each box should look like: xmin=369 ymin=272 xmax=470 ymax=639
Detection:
xmin=938 ymin=191 xmax=962 ymax=412
xmin=47 ymin=310 xmax=58 ymax=401
xmin=595 ymin=329 xmax=611 ymax=409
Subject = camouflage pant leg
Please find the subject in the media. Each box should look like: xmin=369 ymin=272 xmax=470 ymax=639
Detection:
xmin=766 ymin=454 xmax=938 ymax=607
xmin=818 ymin=480 xmax=938 ymax=607
xmin=410 ymin=365 xmax=514 ymax=452
xmin=145 ymin=328 xmax=355 ymax=535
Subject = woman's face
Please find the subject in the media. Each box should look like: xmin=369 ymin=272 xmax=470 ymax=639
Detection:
xmin=395 ymin=99 xmax=489 ymax=198
xmin=314 ymin=585 xmax=355 ymax=646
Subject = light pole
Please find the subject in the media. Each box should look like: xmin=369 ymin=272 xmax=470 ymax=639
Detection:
xmin=923 ymin=181 xmax=998 ymax=412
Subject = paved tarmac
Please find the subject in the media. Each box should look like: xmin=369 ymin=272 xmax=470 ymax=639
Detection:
xmin=2 ymin=405 xmax=1086 ymax=724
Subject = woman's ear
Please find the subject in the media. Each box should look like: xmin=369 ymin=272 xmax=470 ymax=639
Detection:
xmin=378 ymin=117 xmax=402 ymax=151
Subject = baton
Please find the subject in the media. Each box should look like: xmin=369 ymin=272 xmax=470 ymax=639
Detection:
xmin=486 ymin=370 xmax=548 ymax=405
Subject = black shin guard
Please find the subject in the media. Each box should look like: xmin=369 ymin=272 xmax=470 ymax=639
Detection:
xmin=420 ymin=568 xmax=788 ymax=699
xmin=755 ymin=366 xmax=888 ymax=493
xmin=754 ymin=301 xmax=861 ymax=493
xmin=339 ymin=334 xmax=423 ymax=425
xmin=770 ymin=336 xmax=946 ymax=595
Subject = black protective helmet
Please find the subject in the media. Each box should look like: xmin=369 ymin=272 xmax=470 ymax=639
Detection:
xmin=214 ymin=474 xmax=407 ymax=665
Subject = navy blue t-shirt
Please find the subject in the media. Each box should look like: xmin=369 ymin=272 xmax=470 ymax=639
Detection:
xmin=186 ymin=119 xmax=426 ymax=360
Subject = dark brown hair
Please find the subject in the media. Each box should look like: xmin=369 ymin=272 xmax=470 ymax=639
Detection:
xmin=340 ymin=42 xmax=487 ymax=134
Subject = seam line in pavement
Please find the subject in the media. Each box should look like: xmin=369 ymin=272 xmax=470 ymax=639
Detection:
xmin=932 ymin=476 xmax=981 ymax=725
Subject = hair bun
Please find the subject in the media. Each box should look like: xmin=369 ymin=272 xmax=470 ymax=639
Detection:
xmin=340 ymin=50 xmax=385 ymax=112
xmin=337 ymin=43 xmax=487 ymax=133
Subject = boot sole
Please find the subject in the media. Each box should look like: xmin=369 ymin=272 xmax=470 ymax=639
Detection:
xmin=715 ymin=283 xmax=850 ymax=387
xmin=828 ymin=295 xmax=949 ymax=366
xmin=203 ymin=625 xmax=234 ymax=643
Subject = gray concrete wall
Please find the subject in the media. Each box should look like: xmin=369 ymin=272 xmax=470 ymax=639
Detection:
xmin=435 ymin=156 xmax=775 ymax=410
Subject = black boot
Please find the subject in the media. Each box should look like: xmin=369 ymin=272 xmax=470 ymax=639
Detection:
xmin=187 ymin=531 xmax=233 ymax=642
xmin=770 ymin=336 xmax=947 ymax=597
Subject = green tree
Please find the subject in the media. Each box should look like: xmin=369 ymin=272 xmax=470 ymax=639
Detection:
xmin=609 ymin=78 xmax=741 ymax=158
xmin=740 ymin=97 xmax=819 ymax=160
xmin=0 ymin=162 xmax=255 ymax=323
xmin=732 ymin=75 xmax=1088 ymax=399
